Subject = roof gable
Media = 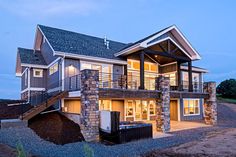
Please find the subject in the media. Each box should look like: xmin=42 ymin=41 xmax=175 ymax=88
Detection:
xmin=18 ymin=48 xmax=47 ymax=65
xmin=115 ymin=25 xmax=201 ymax=60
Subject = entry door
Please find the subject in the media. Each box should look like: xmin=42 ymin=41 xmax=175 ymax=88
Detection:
xmin=142 ymin=101 xmax=148 ymax=120
xmin=170 ymin=100 xmax=178 ymax=121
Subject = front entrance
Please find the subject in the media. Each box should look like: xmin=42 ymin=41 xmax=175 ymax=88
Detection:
xmin=170 ymin=100 xmax=178 ymax=121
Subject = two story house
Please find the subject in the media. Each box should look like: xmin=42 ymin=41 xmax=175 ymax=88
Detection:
xmin=16 ymin=25 xmax=210 ymax=127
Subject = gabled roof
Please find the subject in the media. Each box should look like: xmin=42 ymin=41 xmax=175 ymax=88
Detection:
xmin=18 ymin=47 xmax=47 ymax=65
xmin=115 ymin=25 xmax=201 ymax=60
xmin=38 ymin=25 xmax=128 ymax=61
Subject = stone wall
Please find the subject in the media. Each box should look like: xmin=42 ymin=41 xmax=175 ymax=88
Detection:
xmin=155 ymin=76 xmax=170 ymax=132
xmin=203 ymin=82 xmax=217 ymax=125
xmin=80 ymin=69 xmax=99 ymax=141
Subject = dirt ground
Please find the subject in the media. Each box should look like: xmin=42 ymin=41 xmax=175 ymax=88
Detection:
xmin=145 ymin=128 xmax=236 ymax=157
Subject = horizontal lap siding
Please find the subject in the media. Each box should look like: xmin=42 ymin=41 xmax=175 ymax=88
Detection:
xmin=30 ymin=69 xmax=47 ymax=88
xmin=64 ymin=59 xmax=80 ymax=90
xmin=179 ymin=98 xmax=204 ymax=121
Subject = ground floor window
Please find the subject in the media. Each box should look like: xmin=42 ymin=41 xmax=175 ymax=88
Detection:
xmin=183 ymin=99 xmax=200 ymax=116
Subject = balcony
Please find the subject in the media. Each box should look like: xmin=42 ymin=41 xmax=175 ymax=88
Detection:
xmin=64 ymin=72 xmax=203 ymax=93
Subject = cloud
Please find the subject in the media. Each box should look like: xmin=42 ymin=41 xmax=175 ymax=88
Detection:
xmin=0 ymin=0 xmax=105 ymax=18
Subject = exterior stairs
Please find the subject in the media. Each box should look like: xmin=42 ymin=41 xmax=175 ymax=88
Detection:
xmin=20 ymin=91 xmax=68 ymax=120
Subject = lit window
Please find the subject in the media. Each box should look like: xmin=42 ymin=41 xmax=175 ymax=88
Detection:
xmin=49 ymin=63 xmax=58 ymax=75
xmin=184 ymin=99 xmax=200 ymax=115
xmin=133 ymin=61 xmax=140 ymax=70
xmin=150 ymin=64 xmax=157 ymax=72
xmin=126 ymin=101 xmax=134 ymax=116
xmin=165 ymin=73 xmax=176 ymax=86
xmin=144 ymin=63 xmax=149 ymax=71
xmin=33 ymin=69 xmax=43 ymax=77
xmin=149 ymin=101 xmax=155 ymax=115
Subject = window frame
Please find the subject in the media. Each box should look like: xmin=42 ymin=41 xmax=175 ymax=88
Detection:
xmin=33 ymin=69 xmax=43 ymax=78
xmin=183 ymin=98 xmax=200 ymax=116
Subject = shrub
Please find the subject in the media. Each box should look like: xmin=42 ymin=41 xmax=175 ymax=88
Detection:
xmin=16 ymin=142 xmax=27 ymax=157
xmin=217 ymin=79 xmax=236 ymax=98
xmin=83 ymin=144 xmax=94 ymax=157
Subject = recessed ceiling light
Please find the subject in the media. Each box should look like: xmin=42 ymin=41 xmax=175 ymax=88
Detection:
xmin=155 ymin=55 xmax=158 ymax=57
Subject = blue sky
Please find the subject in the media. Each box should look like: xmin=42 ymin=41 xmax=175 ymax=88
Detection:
xmin=0 ymin=0 xmax=235 ymax=99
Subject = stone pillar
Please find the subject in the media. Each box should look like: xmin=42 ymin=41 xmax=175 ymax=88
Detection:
xmin=203 ymin=82 xmax=217 ymax=125
xmin=80 ymin=69 xmax=99 ymax=141
xmin=155 ymin=76 xmax=170 ymax=132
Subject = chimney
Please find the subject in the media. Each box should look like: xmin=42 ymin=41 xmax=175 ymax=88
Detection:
xmin=104 ymin=36 xmax=109 ymax=49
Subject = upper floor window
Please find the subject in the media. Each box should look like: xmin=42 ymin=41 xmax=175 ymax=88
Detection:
xmin=164 ymin=73 xmax=176 ymax=86
xmin=128 ymin=59 xmax=158 ymax=72
xmin=183 ymin=99 xmax=200 ymax=116
xmin=25 ymin=70 xmax=28 ymax=85
xmin=33 ymin=69 xmax=43 ymax=78
xmin=49 ymin=63 xmax=58 ymax=75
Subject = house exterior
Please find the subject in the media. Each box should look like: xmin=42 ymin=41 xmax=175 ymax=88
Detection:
xmin=15 ymin=25 xmax=217 ymax=140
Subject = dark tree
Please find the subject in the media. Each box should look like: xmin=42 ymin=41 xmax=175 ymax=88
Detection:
xmin=217 ymin=79 xmax=236 ymax=98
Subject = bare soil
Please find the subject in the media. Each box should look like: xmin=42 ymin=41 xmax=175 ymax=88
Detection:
xmin=28 ymin=112 xmax=84 ymax=145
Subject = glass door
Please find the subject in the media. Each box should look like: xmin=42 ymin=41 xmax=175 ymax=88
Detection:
xmin=135 ymin=100 xmax=142 ymax=121
xmin=142 ymin=101 xmax=148 ymax=120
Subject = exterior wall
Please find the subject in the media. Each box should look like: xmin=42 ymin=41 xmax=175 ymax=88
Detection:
xmin=21 ymin=67 xmax=28 ymax=91
xmin=159 ymin=63 xmax=177 ymax=74
xmin=64 ymin=58 xmax=80 ymax=90
xmin=47 ymin=59 xmax=61 ymax=90
xmin=21 ymin=91 xmax=29 ymax=100
xmin=40 ymin=40 xmax=57 ymax=64
xmin=179 ymin=98 xmax=204 ymax=121
xmin=30 ymin=68 xmax=47 ymax=88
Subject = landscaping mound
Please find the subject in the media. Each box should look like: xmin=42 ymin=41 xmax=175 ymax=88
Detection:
xmin=28 ymin=112 xmax=84 ymax=145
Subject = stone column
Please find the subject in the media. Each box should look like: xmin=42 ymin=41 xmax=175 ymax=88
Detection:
xmin=203 ymin=82 xmax=217 ymax=125
xmin=155 ymin=76 xmax=170 ymax=132
xmin=80 ymin=69 xmax=99 ymax=141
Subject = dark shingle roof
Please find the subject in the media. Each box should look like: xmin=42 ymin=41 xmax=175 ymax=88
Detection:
xmin=38 ymin=25 xmax=128 ymax=60
xmin=119 ymin=25 xmax=174 ymax=51
xmin=18 ymin=48 xmax=47 ymax=65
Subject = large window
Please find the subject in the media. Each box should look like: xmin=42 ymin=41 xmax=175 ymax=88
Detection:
xmin=49 ymin=63 xmax=58 ymax=75
xmin=62 ymin=100 xmax=81 ymax=114
xmin=183 ymin=99 xmax=200 ymax=116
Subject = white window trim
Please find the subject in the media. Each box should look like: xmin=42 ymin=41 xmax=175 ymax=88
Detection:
xmin=183 ymin=98 xmax=200 ymax=116
xmin=33 ymin=69 xmax=43 ymax=77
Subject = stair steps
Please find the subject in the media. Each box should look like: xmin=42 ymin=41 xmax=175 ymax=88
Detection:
xmin=20 ymin=91 xmax=68 ymax=120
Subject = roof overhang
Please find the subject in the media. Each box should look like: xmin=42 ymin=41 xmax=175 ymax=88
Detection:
xmin=115 ymin=25 xmax=201 ymax=61
xmin=181 ymin=65 xmax=208 ymax=73
xmin=55 ymin=51 xmax=127 ymax=65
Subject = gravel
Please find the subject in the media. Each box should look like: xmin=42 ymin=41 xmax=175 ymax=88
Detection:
xmin=0 ymin=102 xmax=235 ymax=157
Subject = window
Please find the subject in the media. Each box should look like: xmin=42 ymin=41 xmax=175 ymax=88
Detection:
xmin=126 ymin=101 xmax=134 ymax=116
xmin=149 ymin=100 xmax=155 ymax=115
xmin=99 ymin=100 xmax=111 ymax=111
xmin=164 ymin=73 xmax=176 ymax=86
xmin=183 ymin=99 xmax=200 ymax=116
xmin=127 ymin=59 xmax=158 ymax=72
xmin=33 ymin=69 xmax=43 ymax=77
xmin=49 ymin=63 xmax=58 ymax=75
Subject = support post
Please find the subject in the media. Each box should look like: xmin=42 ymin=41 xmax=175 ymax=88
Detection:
xmin=140 ymin=51 xmax=145 ymax=89
xmin=177 ymin=62 xmax=182 ymax=91
xmin=80 ymin=69 xmax=99 ymax=141
xmin=203 ymin=82 xmax=217 ymax=125
xmin=188 ymin=61 xmax=193 ymax=92
xmin=155 ymin=76 xmax=170 ymax=132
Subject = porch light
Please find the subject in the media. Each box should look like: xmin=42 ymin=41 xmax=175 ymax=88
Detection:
xmin=155 ymin=55 xmax=158 ymax=58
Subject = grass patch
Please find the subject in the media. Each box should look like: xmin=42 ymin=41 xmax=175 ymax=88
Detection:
xmin=217 ymin=96 xmax=236 ymax=104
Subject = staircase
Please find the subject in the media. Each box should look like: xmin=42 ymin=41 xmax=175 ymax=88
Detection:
xmin=20 ymin=91 xmax=68 ymax=120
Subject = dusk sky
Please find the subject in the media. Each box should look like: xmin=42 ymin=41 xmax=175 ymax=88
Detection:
xmin=0 ymin=0 xmax=235 ymax=99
